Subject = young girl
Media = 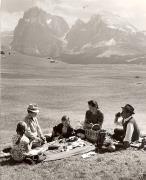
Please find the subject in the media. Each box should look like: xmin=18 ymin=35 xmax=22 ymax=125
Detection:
xmin=52 ymin=115 xmax=74 ymax=139
xmin=11 ymin=121 xmax=31 ymax=162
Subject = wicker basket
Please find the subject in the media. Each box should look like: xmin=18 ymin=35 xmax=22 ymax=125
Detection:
xmin=85 ymin=129 xmax=100 ymax=143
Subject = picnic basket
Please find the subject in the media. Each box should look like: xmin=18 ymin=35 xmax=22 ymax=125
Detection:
xmin=85 ymin=128 xmax=100 ymax=143
xmin=85 ymin=124 xmax=106 ymax=145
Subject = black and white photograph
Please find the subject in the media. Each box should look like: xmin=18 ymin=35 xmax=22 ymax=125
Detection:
xmin=0 ymin=0 xmax=146 ymax=179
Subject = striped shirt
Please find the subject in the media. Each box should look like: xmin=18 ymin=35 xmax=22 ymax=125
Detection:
xmin=24 ymin=115 xmax=44 ymax=140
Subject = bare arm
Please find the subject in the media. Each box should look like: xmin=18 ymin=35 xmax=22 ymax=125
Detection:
xmin=114 ymin=112 xmax=122 ymax=126
xmin=36 ymin=120 xmax=46 ymax=140
xmin=25 ymin=127 xmax=37 ymax=140
xmin=97 ymin=111 xmax=104 ymax=127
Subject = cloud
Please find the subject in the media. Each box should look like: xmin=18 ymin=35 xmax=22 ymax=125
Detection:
xmin=34 ymin=0 xmax=146 ymax=29
xmin=0 ymin=11 xmax=23 ymax=32
xmin=1 ymin=0 xmax=34 ymax=13
xmin=1 ymin=0 xmax=146 ymax=31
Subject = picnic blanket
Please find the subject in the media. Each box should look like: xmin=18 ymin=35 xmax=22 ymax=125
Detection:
xmin=44 ymin=140 xmax=95 ymax=161
xmin=0 ymin=137 xmax=95 ymax=162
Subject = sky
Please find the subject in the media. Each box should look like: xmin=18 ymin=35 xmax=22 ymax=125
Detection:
xmin=1 ymin=0 xmax=146 ymax=32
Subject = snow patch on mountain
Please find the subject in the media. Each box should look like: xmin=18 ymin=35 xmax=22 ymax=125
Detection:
xmin=95 ymin=38 xmax=116 ymax=47
xmin=46 ymin=19 xmax=52 ymax=25
xmin=80 ymin=39 xmax=117 ymax=52
xmin=96 ymin=49 xmax=132 ymax=58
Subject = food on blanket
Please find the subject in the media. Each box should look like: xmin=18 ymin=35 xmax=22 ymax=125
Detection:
xmin=74 ymin=129 xmax=85 ymax=139
xmin=107 ymin=144 xmax=116 ymax=152
xmin=48 ymin=145 xmax=59 ymax=150
xmin=66 ymin=136 xmax=78 ymax=142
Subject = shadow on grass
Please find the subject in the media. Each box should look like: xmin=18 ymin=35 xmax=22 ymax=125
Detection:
xmin=0 ymin=157 xmax=22 ymax=166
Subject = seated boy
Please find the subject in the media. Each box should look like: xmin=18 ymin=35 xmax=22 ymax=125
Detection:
xmin=51 ymin=115 xmax=74 ymax=139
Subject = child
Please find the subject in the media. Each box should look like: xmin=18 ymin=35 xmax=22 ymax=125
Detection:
xmin=52 ymin=115 xmax=74 ymax=139
xmin=11 ymin=121 xmax=31 ymax=162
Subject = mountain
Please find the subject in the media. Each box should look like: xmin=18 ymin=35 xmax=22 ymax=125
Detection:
xmin=63 ymin=12 xmax=146 ymax=64
xmin=11 ymin=7 xmax=69 ymax=57
xmin=11 ymin=9 xmax=146 ymax=64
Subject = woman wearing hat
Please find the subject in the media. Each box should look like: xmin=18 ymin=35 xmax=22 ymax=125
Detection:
xmin=24 ymin=104 xmax=46 ymax=147
xmin=83 ymin=100 xmax=104 ymax=130
xmin=113 ymin=104 xmax=140 ymax=148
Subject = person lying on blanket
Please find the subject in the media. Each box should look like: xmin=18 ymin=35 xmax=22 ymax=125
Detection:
xmin=83 ymin=100 xmax=104 ymax=130
xmin=112 ymin=104 xmax=140 ymax=149
xmin=51 ymin=115 xmax=74 ymax=139
xmin=11 ymin=121 xmax=32 ymax=162
xmin=24 ymin=104 xmax=46 ymax=148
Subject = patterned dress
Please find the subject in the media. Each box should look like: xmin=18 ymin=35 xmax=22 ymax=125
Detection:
xmin=11 ymin=134 xmax=30 ymax=162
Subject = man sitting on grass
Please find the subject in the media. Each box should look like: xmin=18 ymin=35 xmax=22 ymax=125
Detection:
xmin=24 ymin=104 xmax=46 ymax=148
xmin=112 ymin=104 xmax=140 ymax=149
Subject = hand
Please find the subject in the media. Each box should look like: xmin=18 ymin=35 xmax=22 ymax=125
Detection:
xmin=90 ymin=123 xmax=93 ymax=127
xmin=35 ymin=137 xmax=42 ymax=142
xmin=41 ymin=136 xmax=46 ymax=142
xmin=115 ymin=112 xmax=121 ymax=118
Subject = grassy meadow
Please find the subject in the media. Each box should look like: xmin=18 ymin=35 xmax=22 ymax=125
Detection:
xmin=0 ymin=52 xmax=146 ymax=180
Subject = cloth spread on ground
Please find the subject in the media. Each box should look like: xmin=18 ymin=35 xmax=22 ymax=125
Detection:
xmin=44 ymin=137 xmax=95 ymax=161
xmin=0 ymin=137 xmax=95 ymax=162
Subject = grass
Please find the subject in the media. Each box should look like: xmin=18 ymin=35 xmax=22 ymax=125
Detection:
xmin=0 ymin=52 xmax=146 ymax=180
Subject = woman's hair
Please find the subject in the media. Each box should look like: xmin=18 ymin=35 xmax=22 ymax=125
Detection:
xmin=15 ymin=122 xmax=26 ymax=145
xmin=88 ymin=100 xmax=99 ymax=109
xmin=61 ymin=115 xmax=69 ymax=122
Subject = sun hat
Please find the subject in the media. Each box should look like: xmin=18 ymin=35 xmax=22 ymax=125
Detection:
xmin=121 ymin=104 xmax=135 ymax=114
xmin=27 ymin=104 xmax=39 ymax=113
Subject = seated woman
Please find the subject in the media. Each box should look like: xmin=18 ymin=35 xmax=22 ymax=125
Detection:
xmin=11 ymin=121 xmax=32 ymax=162
xmin=51 ymin=115 xmax=74 ymax=139
xmin=24 ymin=104 xmax=46 ymax=148
xmin=83 ymin=100 xmax=104 ymax=130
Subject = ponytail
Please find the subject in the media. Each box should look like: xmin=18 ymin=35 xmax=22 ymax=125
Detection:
xmin=15 ymin=136 xmax=22 ymax=145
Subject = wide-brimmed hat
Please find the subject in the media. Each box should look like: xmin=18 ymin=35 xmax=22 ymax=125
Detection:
xmin=121 ymin=104 xmax=135 ymax=114
xmin=27 ymin=104 xmax=39 ymax=113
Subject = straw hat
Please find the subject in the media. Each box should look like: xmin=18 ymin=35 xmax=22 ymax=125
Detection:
xmin=27 ymin=104 xmax=39 ymax=113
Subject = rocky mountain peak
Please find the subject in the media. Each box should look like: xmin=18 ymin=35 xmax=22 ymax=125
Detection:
xmin=12 ymin=7 xmax=69 ymax=57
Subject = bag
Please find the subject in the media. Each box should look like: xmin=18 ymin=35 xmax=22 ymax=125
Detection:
xmin=25 ymin=153 xmax=46 ymax=165
xmin=96 ymin=130 xmax=106 ymax=148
